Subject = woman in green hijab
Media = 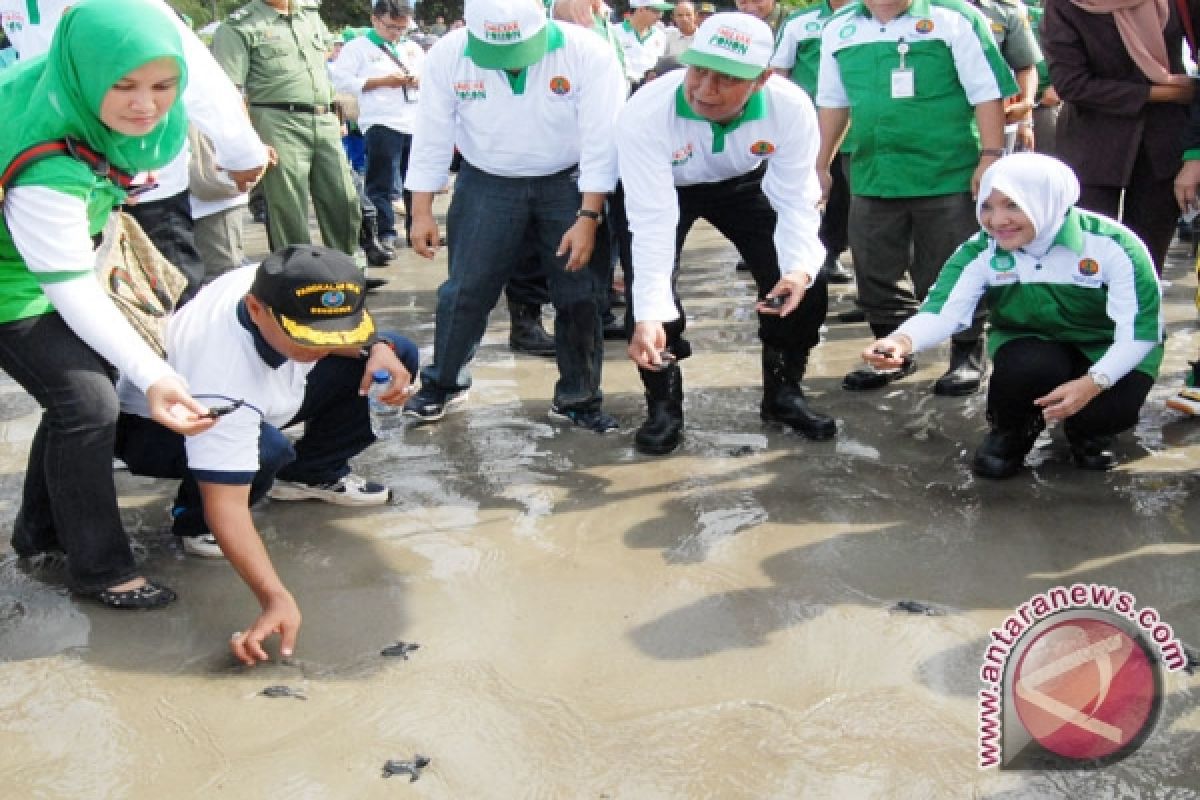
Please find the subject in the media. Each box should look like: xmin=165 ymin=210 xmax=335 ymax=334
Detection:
xmin=0 ymin=0 xmax=216 ymax=608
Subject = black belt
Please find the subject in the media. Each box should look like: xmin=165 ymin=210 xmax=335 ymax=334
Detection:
xmin=250 ymin=102 xmax=332 ymax=114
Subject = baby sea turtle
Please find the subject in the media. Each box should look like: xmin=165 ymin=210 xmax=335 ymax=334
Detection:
xmin=381 ymin=641 xmax=420 ymax=659
xmin=259 ymin=685 xmax=307 ymax=700
xmin=890 ymin=600 xmax=945 ymax=616
xmin=382 ymin=755 xmax=430 ymax=781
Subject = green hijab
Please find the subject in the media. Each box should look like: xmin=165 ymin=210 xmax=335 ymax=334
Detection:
xmin=0 ymin=0 xmax=189 ymax=200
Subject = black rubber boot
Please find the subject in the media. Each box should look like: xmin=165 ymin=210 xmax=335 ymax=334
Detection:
xmin=972 ymin=414 xmax=1045 ymax=479
xmin=1065 ymin=424 xmax=1117 ymax=471
xmin=359 ymin=215 xmax=393 ymax=267
xmin=761 ymin=347 xmax=836 ymax=439
xmin=635 ymin=363 xmax=684 ymax=455
xmin=508 ymin=302 xmax=557 ymax=357
xmin=933 ymin=339 xmax=985 ymax=396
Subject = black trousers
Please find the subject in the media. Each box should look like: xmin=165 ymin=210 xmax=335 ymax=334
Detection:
xmin=989 ymin=337 xmax=1153 ymax=439
xmin=820 ymin=151 xmax=850 ymax=260
xmin=124 ymin=189 xmax=205 ymax=306
xmin=620 ymin=167 xmax=828 ymax=359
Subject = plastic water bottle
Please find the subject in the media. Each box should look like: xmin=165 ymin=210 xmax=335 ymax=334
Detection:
xmin=368 ymin=369 xmax=399 ymax=438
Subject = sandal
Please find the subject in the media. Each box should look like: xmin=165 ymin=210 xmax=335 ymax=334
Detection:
xmin=88 ymin=580 xmax=177 ymax=610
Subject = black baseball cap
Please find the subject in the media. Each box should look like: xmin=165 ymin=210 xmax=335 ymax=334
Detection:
xmin=251 ymin=245 xmax=375 ymax=348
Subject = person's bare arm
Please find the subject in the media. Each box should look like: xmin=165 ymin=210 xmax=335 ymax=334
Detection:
xmin=200 ymin=481 xmax=301 ymax=666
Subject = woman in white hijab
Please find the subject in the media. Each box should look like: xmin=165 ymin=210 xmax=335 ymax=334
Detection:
xmin=861 ymin=153 xmax=1164 ymax=479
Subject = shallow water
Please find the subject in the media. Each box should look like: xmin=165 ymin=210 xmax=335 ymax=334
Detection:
xmin=1 ymin=214 xmax=1199 ymax=798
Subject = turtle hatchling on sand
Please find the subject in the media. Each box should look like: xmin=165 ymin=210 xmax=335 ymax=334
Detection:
xmin=381 ymin=641 xmax=420 ymax=659
xmin=383 ymin=755 xmax=430 ymax=781
xmin=259 ymin=685 xmax=307 ymax=700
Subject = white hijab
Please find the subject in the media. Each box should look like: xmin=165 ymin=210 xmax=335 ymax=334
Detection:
xmin=976 ymin=153 xmax=1081 ymax=257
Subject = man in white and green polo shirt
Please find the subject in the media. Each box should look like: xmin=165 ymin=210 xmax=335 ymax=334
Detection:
xmin=619 ymin=12 xmax=834 ymax=455
xmin=816 ymin=0 xmax=1017 ymax=396
xmin=402 ymin=0 xmax=627 ymax=432
xmin=614 ymin=0 xmax=672 ymax=86
xmin=771 ymin=0 xmax=855 ymax=285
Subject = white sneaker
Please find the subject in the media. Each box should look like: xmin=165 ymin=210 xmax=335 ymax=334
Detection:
xmin=180 ymin=533 xmax=224 ymax=559
xmin=1168 ymin=387 xmax=1200 ymax=416
xmin=267 ymin=473 xmax=391 ymax=506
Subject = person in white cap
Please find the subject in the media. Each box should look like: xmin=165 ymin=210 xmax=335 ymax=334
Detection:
xmin=613 ymin=0 xmax=673 ymax=86
xmin=618 ymin=11 xmax=834 ymax=455
xmin=403 ymin=0 xmax=627 ymax=432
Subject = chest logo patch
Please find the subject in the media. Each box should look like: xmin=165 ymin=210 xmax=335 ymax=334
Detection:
xmin=915 ymin=18 xmax=935 ymax=33
xmin=990 ymin=251 xmax=1016 ymax=272
xmin=454 ymin=80 xmax=487 ymax=100
xmin=750 ymin=140 xmax=776 ymax=156
xmin=1078 ymin=258 xmax=1100 ymax=276
xmin=805 ymin=20 xmax=821 ymax=32
xmin=549 ymin=76 xmax=571 ymax=95
xmin=838 ymin=23 xmax=856 ymax=38
xmin=671 ymin=143 xmax=696 ymax=166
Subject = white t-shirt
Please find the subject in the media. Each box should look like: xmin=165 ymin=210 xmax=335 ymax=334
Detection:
xmin=119 ymin=266 xmax=317 ymax=476
xmin=405 ymin=23 xmax=625 ymax=194
xmin=617 ymin=71 xmax=825 ymax=322
xmin=331 ymin=35 xmax=424 ymax=135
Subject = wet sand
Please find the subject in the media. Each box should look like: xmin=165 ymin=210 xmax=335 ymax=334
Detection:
xmin=1 ymin=203 xmax=1199 ymax=798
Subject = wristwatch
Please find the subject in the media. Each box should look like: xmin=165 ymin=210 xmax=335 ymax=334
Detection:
xmin=576 ymin=208 xmax=604 ymax=224
xmin=979 ymin=148 xmax=1005 ymax=159
xmin=1088 ymin=369 xmax=1112 ymax=391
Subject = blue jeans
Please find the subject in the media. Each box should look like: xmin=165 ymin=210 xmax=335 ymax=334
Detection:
xmin=0 ymin=312 xmax=140 ymax=592
xmin=115 ymin=333 xmax=417 ymax=537
xmin=421 ymin=161 xmax=607 ymax=411
xmin=364 ymin=125 xmax=413 ymax=241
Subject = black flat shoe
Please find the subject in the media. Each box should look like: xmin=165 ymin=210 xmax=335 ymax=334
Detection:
xmin=86 ymin=580 xmax=177 ymax=610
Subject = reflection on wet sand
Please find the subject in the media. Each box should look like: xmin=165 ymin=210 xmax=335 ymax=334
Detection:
xmin=1 ymin=214 xmax=1198 ymax=798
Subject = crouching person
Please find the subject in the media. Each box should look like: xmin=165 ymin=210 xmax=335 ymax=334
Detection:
xmin=862 ymin=154 xmax=1164 ymax=478
xmin=116 ymin=245 xmax=417 ymax=663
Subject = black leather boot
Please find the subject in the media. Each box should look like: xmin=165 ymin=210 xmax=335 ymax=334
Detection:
xmin=359 ymin=215 xmax=393 ymax=267
xmin=933 ymin=339 xmax=985 ymax=396
xmin=972 ymin=414 xmax=1045 ymax=479
xmin=761 ymin=347 xmax=836 ymax=439
xmin=635 ymin=363 xmax=684 ymax=455
xmin=508 ymin=302 xmax=557 ymax=357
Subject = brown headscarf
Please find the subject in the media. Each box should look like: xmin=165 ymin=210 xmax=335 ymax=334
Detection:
xmin=1070 ymin=0 xmax=1189 ymax=85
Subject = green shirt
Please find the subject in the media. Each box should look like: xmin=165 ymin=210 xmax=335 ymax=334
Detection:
xmin=212 ymin=0 xmax=335 ymax=105
xmin=818 ymin=0 xmax=1019 ymax=197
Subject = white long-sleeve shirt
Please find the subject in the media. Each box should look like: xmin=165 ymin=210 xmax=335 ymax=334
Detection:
xmin=617 ymin=71 xmax=825 ymax=322
xmin=404 ymin=23 xmax=625 ymax=194
xmin=331 ymin=34 xmax=424 ymax=134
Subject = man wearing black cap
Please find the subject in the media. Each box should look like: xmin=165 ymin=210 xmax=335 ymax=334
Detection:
xmin=115 ymin=245 xmax=417 ymax=665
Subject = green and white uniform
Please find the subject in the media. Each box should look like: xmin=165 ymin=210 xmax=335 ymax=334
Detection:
xmin=816 ymin=0 xmax=1018 ymax=197
xmin=898 ymin=205 xmax=1164 ymax=382
xmin=771 ymin=1 xmax=836 ymax=98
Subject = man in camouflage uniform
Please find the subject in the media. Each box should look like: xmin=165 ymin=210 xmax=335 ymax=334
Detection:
xmin=969 ymin=0 xmax=1042 ymax=151
xmin=213 ymin=0 xmax=362 ymax=257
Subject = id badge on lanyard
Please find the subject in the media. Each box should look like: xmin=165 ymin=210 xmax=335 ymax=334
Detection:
xmin=891 ymin=38 xmax=914 ymax=99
